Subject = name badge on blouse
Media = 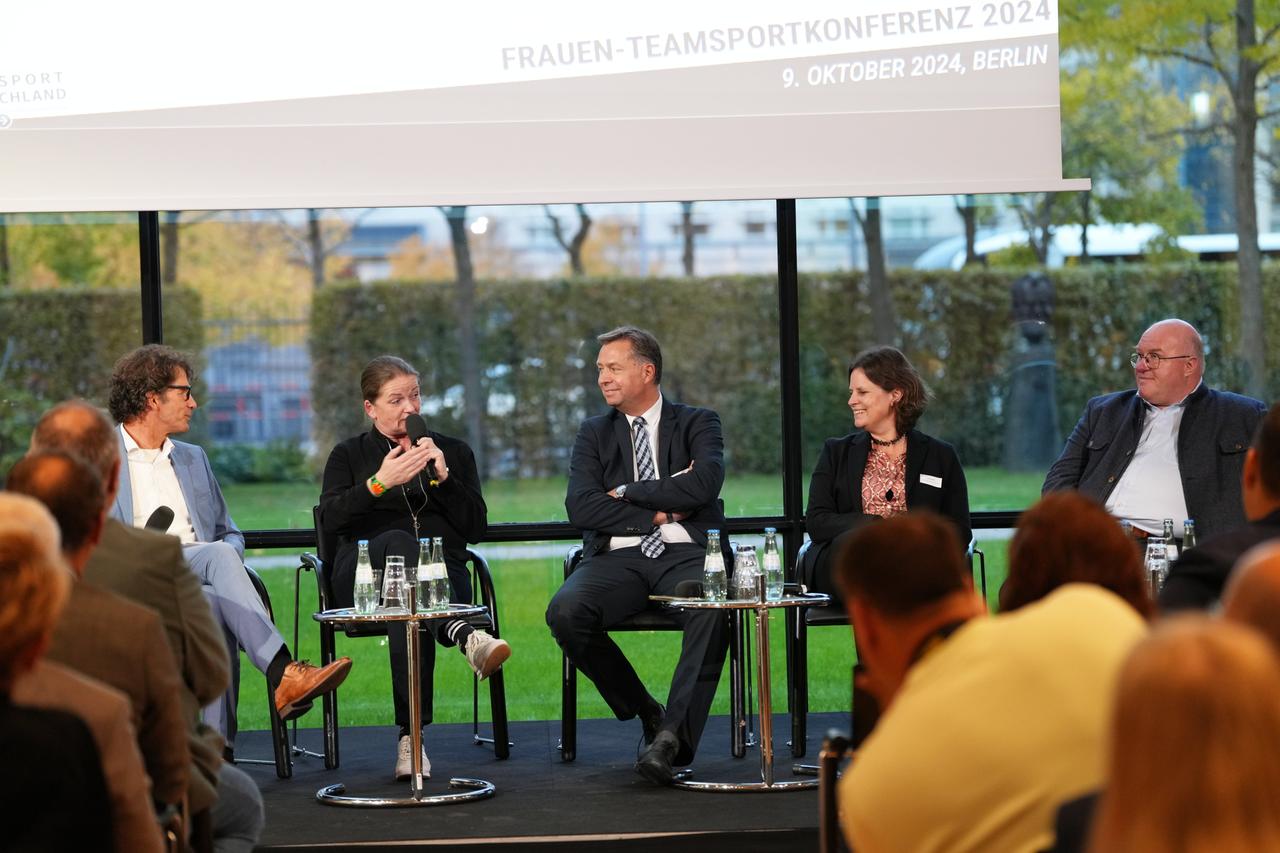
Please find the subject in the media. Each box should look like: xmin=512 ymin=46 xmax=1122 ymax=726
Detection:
xmin=919 ymin=474 xmax=943 ymax=488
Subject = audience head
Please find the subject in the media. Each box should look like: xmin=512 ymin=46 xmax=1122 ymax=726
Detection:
xmin=847 ymin=346 xmax=929 ymax=437
xmin=0 ymin=494 xmax=70 ymax=691
xmin=1089 ymin=618 xmax=1280 ymax=853
xmin=1222 ymin=542 xmax=1280 ymax=653
xmin=596 ymin=326 xmax=663 ymax=416
xmin=835 ymin=512 xmax=981 ymax=705
xmin=6 ymin=451 xmax=107 ymax=566
xmin=29 ymin=400 xmax=121 ymax=503
xmin=1242 ymin=402 xmax=1280 ymax=520
xmin=107 ymin=344 xmax=197 ymax=433
xmin=835 ymin=511 xmax=970 ymax=617
xmin=1132 ymin=318 xmax=1203 ymax=407
xmin=1001 ymin=492 xmax=1153 ymax=618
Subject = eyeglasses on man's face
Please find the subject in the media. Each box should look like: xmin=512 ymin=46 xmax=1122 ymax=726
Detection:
xmin=164 ymin=384 xmax=193 ymax=401
xmin=1130 ymin=352 xmax=1195 ymax=369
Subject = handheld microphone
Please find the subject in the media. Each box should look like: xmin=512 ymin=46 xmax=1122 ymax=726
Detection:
xmin=404 ymin=413 xmax=439 ymax=485
xmin=145 ymin=505 xmax=175 ymax=532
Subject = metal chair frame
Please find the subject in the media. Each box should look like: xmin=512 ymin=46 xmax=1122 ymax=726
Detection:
xmin=297 ymin=507 xmax=510 ymax=768
xmin=558 ymin=544 xmax=750 ymax=762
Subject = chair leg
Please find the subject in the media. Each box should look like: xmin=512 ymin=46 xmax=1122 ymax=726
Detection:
xmin=793 ymin=615 xmax=810 ymax=758
xmin=560 ymin=651 xmax=577 ymax=762
xmin=786 ymin=606 xmax=804 ymax=758
xmin=487 ymin=669 xmax=511 ymax=760
xmin=267 ymin=698 xmax=292 ymax=779
xmin=319 ymin=624 xmax=339 ymax=769
xmin=730 ymin=610 xmax=746 ymax=758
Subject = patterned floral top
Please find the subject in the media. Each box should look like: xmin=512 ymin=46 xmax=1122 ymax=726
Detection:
xmin=861 ymin=443 xmax=907 ymax=517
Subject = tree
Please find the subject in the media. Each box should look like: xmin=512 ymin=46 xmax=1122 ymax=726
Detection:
xmin=440 ymin=206 xmax=487 ymax=477
xmin=1060 ymin=61 xmax=1199 ymax=258
xmin=1005 ymin=59 xmax=1200 ymax=265
xmin=850 ymin=197 xmax=898 ymax=345
xmin=953 ymin=195 xmax=984 ymax=267
xmin=0 ymin=215 xmax=9 ymax=286
xmin=1066 ymin=0 xmax=1280 ymax=397
xmin=272 ymin=209 xmax=370 ymax=289
xmin=679 ymin=201 xmax=696 ymax=276
xmin=544 ymin=204 xmax=592 ymax=276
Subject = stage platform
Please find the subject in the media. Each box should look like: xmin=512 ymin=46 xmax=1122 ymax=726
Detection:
xmin=238 ymin=712 xmax=845 ymax=851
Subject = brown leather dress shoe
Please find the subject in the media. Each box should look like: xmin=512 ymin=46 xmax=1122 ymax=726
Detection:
xmin=274 ymin=658 xmax=352 ymax=718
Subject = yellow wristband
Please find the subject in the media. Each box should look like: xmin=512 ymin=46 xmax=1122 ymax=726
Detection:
xmin=368 ymin=477 xmax=387 ymax=497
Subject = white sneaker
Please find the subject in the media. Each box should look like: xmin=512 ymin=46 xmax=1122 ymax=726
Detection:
xmin=463 ymin=629 xmax=511 ymax=680
xmin=394 ymin=735 xmax=431 ymax=781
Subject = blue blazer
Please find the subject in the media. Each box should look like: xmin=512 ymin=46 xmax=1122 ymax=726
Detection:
xmin=111 ymin=431 xmax=245 ymax=558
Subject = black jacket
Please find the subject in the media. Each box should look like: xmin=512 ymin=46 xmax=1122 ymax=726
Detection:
xmin=565 ymin=398 xmax=725 ymax=559
xmin=805 ymin=428 xmax=972 ymax=548
xmin=1160 ymin=508 xmax=1280 ymax=612
xmin=319 ymin=426 xmax=487 ymax=569
xmin=1042 ymin=385 xmax=1265 ymax=539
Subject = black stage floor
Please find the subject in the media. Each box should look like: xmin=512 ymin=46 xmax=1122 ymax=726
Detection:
xmin=238 ymin=712 xmax=844 ymax=852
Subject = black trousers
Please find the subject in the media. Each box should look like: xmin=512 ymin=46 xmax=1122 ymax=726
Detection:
xmin=545 ymin=542 xmax=730 ymax=766
xmin=332 ymin=530 xmax=472 ymax=731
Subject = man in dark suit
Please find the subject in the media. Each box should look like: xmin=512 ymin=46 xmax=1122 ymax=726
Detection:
xmin=547 ymin=326 xmax=731 ymax=785
xmin=1043 ymin=318 xmax=1265 ymax=541
xmin=1161 ymin=402 xmax=1280 ymax=611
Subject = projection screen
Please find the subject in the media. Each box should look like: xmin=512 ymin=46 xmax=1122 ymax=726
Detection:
xmin=0 ymin=0 xmax=1086 ymax=212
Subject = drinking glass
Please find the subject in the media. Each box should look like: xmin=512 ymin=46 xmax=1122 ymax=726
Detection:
xmin=381 ymin=555 xmax=410 ymax=614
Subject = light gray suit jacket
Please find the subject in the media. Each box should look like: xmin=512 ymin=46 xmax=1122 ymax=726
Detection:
xmin=111 ymin=430 xmax=245 ymax=557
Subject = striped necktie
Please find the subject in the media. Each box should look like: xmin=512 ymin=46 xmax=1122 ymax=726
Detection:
xmin=632 ymin=416 xmax=665 ymax=558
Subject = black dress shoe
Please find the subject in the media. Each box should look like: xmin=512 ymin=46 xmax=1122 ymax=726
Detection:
xmin=638 ymin=698 xmax=665 ymax=747
xmin=635 ymin=731 xmax=679 ymax=786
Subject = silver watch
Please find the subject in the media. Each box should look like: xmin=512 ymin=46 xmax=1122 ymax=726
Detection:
xmin=615 ymin=484 xmax=628 ymax=499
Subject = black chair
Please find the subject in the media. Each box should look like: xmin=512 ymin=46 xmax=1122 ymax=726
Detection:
xmin=298 ymin=507 xmax=510 ymax=768
xmin=818 ymin=730 xmax=854 ymax=853
xmin=558 ymin=545 xmax=748 ymax=762
xmin=230 ymin=566 xmax=294 ymax=779
xmin=784 ymin=536 xmax=985 ymax=758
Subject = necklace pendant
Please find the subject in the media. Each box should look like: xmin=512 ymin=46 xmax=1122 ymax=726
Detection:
xmin=412 ymin=518 xmax=420 ymax=539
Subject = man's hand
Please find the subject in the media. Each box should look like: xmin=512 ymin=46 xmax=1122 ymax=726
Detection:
xmin=673 ymin=460 xmax=695 ymax=477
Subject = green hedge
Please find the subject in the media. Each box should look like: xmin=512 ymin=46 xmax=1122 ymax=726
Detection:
xmin=0 ymin=287 xmax=203 ymax=472
xmin=310 ymin=266 xmax=1279 ymax=477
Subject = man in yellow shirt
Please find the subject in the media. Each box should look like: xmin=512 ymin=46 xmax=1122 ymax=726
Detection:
xmin=836 ymin=512 xmax=1146 ymax=853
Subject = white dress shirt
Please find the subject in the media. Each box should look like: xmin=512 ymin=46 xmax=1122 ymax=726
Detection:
xmin=1105 ymin=387 xmax=1197 ymax=534
xmin=609 ymin=394 xmax=694 ymax=551
xmin=120 ymin=425 xmax=198 ymax=544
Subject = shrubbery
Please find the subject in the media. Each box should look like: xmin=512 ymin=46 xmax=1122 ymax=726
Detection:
xmin=208 ymin=440 xmax=313 ymax=484
xmin=312 ymin=265 xmax=1280 ymax=476
xmin=0 ymin=287 xmax=203 ymax=472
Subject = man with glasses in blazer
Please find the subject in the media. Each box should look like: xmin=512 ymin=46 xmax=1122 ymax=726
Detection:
xmin=1043 ymin=318 xmax=1265 ymax=542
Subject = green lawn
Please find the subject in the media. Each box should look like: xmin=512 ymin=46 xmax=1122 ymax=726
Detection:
xmin=226 ymin=468 xmax=1026 ymax=731
xmin=233 ymin=537 xmax=1014 ymax=733
xmin=222 ymin=466 xmax=1043 ymax=529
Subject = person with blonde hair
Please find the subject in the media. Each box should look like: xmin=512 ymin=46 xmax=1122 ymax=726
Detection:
xmin=0 ymin=494 xmax=122 ymax=851
xmin=1089 ymin=618 xmax=1280 ymax=853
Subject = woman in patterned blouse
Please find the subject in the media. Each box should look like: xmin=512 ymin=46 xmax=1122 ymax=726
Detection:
xmin=803 ymin=346 xmax=972 ymax=599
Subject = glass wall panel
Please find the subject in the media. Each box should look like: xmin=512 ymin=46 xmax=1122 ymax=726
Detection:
xmin=165 ymin=202 xmax=782 ymax=530
xmin=0 ymin=212 xmax=141 ymax=471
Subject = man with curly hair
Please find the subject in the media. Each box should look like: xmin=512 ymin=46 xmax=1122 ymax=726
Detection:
xmin=107 ymin=345 xmax=351 ymax=748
